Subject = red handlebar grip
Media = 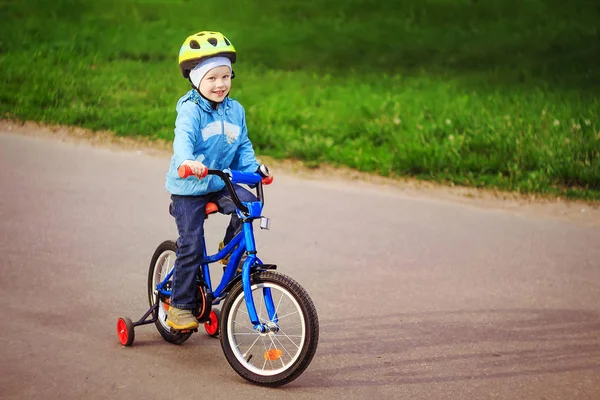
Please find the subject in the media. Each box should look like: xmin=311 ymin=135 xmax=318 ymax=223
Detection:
xmin=178 ymin=165 xmax=193 ymax=178
xmin=262 ymin=176 xmax=274 ymax=185
xmin=178 ymin=164 xmax=208 ymax=179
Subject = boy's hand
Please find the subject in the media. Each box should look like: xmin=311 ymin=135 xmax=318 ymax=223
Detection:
xmin=180 ymin=160 xmax=207 ymax=178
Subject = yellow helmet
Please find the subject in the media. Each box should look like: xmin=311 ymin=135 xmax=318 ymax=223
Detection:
xmin=178 ymin=31 xmax=236 ymax=78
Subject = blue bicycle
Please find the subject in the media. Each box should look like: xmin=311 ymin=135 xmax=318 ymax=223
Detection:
xmin=117 ymin=166 xmax=319 ymax=387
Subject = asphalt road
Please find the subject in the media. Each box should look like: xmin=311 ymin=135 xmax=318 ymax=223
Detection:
xmin=1 ymin=130 xmax=599 ymax=400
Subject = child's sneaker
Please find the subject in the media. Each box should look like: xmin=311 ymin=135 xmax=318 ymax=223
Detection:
xmin=166 ymin=306 xmax=199 ymax=330
xmin=218 ymin=241 xmax=229 ymax=266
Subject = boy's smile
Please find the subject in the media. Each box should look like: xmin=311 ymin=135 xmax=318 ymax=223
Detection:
xmin=199 ymin=65 xmax=232 ymax=103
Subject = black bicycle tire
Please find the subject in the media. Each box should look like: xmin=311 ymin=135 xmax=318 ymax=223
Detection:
xmin=147 ymin=240 xmax=192 ymax=345
xmin=220 ymin=271 xmax=319 ymax=386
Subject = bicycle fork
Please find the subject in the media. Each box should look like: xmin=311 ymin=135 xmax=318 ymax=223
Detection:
xmin=240 ymin=218 xmax=278 ymax=333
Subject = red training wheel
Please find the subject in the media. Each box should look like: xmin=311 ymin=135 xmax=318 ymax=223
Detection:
xmin=117 ymin=317 xmax=135 ymax=346
xmin=204 ymin=309 xmax=221 ymax=337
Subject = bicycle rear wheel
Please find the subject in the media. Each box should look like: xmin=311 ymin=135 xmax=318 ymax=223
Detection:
xmin=147 ymin=240 xmax=192 ymax=345
xmin=220 ymin=271 xmax=319 ymax=386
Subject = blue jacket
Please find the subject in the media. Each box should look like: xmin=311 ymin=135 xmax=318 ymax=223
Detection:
xmin=165 ymin=89 xmax=259 ymax=195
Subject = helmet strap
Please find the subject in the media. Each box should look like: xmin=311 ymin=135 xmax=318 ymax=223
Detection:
xmin=190 ymin=80 xmax=224 ymax=110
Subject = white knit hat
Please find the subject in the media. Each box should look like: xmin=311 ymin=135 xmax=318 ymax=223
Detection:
xmin=189 ymin=56 xmax=232 ymax=88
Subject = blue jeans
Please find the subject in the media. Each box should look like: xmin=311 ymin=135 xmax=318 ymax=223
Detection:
xmin=169 ymin=184 xmax=257 ymax=310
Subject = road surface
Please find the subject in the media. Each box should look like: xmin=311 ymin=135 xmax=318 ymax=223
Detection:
xmin=1 ymin=129 xmax=599 ymax=400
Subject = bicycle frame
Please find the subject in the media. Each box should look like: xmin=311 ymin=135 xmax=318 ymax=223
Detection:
xmin=155 ymin=169 xmax=277 ymax=332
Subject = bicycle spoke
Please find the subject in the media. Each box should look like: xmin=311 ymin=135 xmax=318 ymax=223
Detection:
xmin=233 ymin=333 xmax=254 ymax=349
xmin=269 ymin=335 xmax=286 ymax=368
xmin=261 ymin=336 xmax=271 ymax=370
xmin=273 ymin=291 xmax=284 ymax=316
xmin=232 ymin=317 xmax=255 ymax=332
xmin=242 ymin=334 xmax=263 ymax=358
xmin=275 ymin=330 xmax=301 ymax=350
xmin=279 ymin=321 xmax=303 ymax=330
xmin=273 ymin=310 xmax=300 ymax=321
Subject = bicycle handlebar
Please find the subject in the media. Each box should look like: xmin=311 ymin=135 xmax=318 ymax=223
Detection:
xmin=177 ymin=164 xmax=272 ymax=215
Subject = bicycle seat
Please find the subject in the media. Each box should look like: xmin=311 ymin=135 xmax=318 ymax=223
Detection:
xmin=206 ymin=202 xmax=218 ymax=216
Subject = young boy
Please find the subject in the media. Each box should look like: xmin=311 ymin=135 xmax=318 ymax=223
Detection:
xmin=165 ymin=31 xmax=260 ymax=330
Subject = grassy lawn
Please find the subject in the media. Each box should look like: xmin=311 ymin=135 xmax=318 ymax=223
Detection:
xmin=1 ymin=0 xmax=599 ymax=199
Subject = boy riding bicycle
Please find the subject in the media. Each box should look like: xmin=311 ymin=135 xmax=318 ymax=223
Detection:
xmin=165 ymin=31 xmax=260 ymax=331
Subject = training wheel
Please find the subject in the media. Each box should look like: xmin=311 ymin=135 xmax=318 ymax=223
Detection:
xmin=204 ymin=309 xmax=221 ymax=337
xmin=117 ymin=317 xmax=135 ymax=346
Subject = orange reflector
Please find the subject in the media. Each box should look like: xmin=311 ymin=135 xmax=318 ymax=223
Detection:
xmin=264 ymin=349 xmax=283 ymax=361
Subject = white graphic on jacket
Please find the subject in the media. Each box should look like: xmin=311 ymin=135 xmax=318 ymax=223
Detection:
xmin=224 ymin=122 xmax=240 ymax=144
xmin=201 ymin=121 xmax=241 ymax=144
xmin=201 ymin=122 xmax=221 ymax=141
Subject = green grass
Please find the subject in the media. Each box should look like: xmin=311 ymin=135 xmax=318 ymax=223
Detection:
xmin=1 ymin=0 xmax=599 ymax=200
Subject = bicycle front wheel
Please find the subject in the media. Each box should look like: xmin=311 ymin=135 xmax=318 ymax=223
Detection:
xmin=220 ymin=271 xmax=319 ymax=386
